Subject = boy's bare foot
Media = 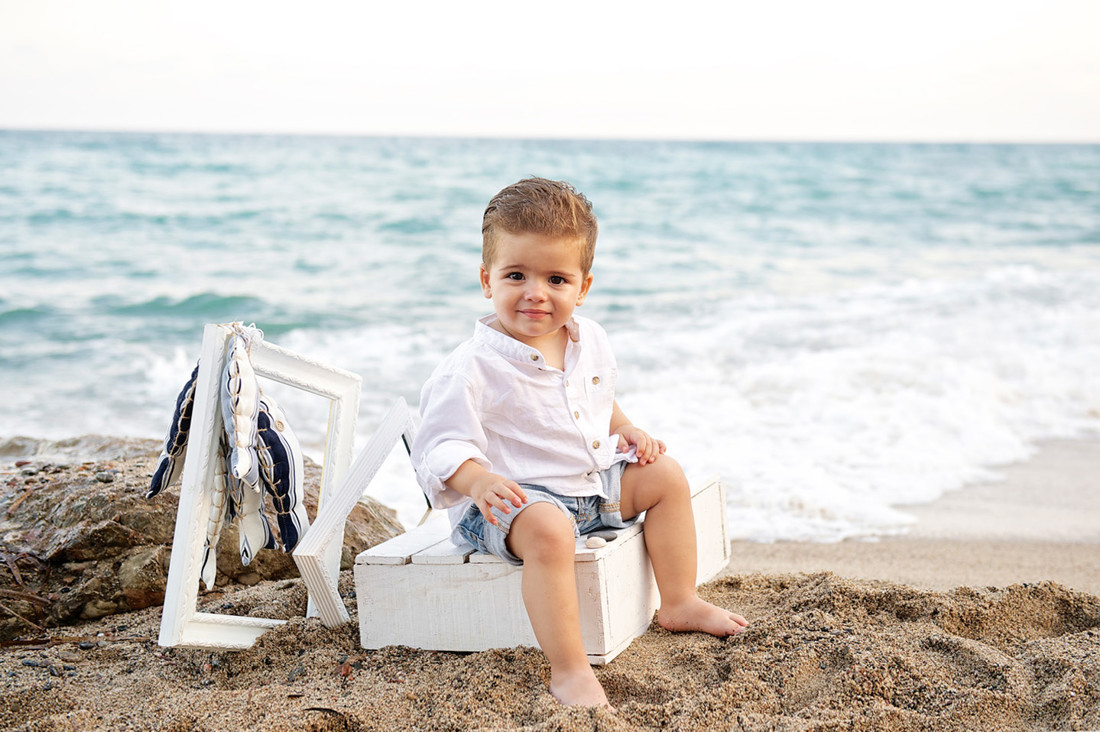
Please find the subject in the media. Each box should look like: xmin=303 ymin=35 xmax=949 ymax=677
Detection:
xmin=657 ymin=597 xmax=749 ymax=637
xmin=550 ymin=667 xmax=613 ymax=709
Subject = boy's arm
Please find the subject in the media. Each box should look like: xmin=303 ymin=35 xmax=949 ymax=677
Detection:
xmin=610 ymin=401 xmax=666 ymax=465
xmin=446 ymin=459 xmax=527 ymax=526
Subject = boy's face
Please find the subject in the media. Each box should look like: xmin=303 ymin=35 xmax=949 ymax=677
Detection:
xmin=480 ymin=231 xmax=593 ymax=351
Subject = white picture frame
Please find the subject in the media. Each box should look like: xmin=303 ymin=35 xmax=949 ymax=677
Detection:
xmin=293 ymin=397 xmax=420 ymax=627
xmin=158 ymin=323 xmax=362 ymax=649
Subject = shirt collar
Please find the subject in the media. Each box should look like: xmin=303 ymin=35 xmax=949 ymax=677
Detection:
xmin=474 ymin=314 xmax=581 ymax=368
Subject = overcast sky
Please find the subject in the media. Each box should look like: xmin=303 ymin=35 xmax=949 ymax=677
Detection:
xmin=2 ymin=0 xmax=1098 ymax=141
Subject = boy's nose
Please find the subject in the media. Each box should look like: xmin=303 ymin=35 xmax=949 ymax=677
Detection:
xmin=524 ymin=283 xmax=547 ymax=301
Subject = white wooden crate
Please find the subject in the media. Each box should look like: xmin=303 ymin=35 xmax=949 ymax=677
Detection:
xmin=354 ymin=478 xmax=728 ymax=665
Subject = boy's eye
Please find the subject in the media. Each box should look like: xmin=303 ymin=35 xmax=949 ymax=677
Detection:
xmin=549 ymin=275 xmax=567 ymax=285
xmin=505 ymin=272 xmax=524 ymax=281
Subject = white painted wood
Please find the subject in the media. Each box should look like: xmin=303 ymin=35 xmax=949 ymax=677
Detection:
xmin=158 ymin=323 xmax=362 ymax=649
xmin=178 ymin=613 xmax=285 ymax=650
xmin=292 ymin=397 xmax=417 ymax=626
xmin=158 ymin=324 xmax=229 ymax=648
xmin=354 ymin=477 xmax=729 ymax=664
xmin=411 ymin=536 xmax=476 ymax=565
xmin=694 ymin=477 xmax=730 ymax=584
xmin=356 ymin=518 xmax=452 ymax=565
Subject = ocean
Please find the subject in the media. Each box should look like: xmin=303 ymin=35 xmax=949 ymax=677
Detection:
xmin=2 ymin=130 xmax=1098 ymax=541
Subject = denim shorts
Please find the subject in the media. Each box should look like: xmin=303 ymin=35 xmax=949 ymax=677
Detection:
xmin=455 ymin=462 xmax=635 ymax=566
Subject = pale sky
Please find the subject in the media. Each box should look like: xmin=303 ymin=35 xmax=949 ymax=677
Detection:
xmin=2 ymin=0 xmax=1098 ymax=141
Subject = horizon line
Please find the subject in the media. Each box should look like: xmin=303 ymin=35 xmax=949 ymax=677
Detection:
xmin=3 ymin=125 xmax=1098 ymax=147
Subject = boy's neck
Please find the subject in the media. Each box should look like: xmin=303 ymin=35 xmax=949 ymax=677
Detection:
xmin=490 ymin=319 xmax=568 ymax=370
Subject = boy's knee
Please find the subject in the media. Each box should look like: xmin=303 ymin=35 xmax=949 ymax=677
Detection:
xmin=622 ymin=455 xmax=690 ymax=516
xmin=658 ymin=455 xmax=689 ymax=487
xmin=507 ymin=503 xmax=575 ymax=562
xmin=629 ymin=454 xmax=687 ymax=489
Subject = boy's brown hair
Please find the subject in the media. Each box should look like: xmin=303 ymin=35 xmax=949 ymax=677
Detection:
xmin=482 ymin=177 xmax=598 ymax=274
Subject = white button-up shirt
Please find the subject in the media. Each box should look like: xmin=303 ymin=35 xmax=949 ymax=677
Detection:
xmin=413 ymin=314 xmax=628 ymax=527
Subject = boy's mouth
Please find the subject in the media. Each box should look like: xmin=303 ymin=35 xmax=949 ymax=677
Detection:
xmin=519 ymin=309 xmax=550 ymax=318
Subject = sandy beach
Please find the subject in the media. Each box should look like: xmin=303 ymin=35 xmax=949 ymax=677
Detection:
xmin=729 ymin=439 xmax=1100 ymax=596
xmin=2 ymin=439 xmax=1098 ymax=730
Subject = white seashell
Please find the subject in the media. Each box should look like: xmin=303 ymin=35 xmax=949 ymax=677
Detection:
xmin=235 ymin=472 xmax=276 ymax=565
xmin=199 ymin=440 xmax=231 ymax=590
xmin=220 ymin=332 xmax=261 ymax=489
xmin=585 ymin=536 xmax=607 ymax=549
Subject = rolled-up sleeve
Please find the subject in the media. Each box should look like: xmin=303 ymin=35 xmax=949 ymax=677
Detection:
xmin=412 ymin=371 xmax=491 ymax=509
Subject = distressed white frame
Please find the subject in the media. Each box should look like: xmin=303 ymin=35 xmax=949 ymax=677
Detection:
xmin=158 ymin=323 xmax=361 ymax=649
xmin=293 ymin=397 xmax=420 ymax=626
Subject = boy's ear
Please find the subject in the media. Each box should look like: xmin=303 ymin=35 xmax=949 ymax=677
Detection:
xmin=479 ymin=265 xmax=492 ymax=299
xmin=576 ymin=273 xmax=594 ymax=306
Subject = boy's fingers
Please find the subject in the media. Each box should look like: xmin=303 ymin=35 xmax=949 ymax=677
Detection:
xmin=480 ymin=502 xmax=498 ymax=525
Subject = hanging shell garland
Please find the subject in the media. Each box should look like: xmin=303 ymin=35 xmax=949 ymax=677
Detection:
xmin=147 ymin=323 xmax=309 ymax=586
xmin=147 ymin=363 xmax=199 ymax=499
xmin=220 ymin=325 xmax=262 ymax=490
xmin=256 ymin=394 xmax=310 ymax=552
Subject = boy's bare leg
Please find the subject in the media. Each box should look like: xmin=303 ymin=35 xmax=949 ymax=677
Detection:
xmin=507 ymin=503 xmax=610 ymax=708
xmin=621 ymin=458 xmax=749 ymax=636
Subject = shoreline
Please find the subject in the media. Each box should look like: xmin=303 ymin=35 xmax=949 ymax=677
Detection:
xmin=5 ymin=434 xmax=1098 ymax=595
xmin=726 ymin=438 xmax=1100 ymax=595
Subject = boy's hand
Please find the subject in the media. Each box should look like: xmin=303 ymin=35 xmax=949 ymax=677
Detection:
xmin=447 ymin=460 xmax=527 ymax=525
xmin=614 ymin=425 xmax=666 ymax=465
xmin=469 ymin=472 xmax=528 ymax=526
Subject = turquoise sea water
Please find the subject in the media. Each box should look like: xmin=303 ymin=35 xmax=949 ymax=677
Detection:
xmin=2 ymin=130 xmax=1098 ymax=540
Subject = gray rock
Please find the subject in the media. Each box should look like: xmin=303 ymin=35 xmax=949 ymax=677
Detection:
xmin=0 ymin=435 xmax=405 ymax=640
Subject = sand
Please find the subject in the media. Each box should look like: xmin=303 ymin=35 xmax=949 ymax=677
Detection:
xmin=729 ymin=439 xmax=1100 ymax=596
xmin=2 ymin=440 xmax=1099 ymax=730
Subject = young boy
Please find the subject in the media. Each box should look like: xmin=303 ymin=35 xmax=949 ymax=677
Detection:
xmin=412 ymin=177 xmax=748 ymax=708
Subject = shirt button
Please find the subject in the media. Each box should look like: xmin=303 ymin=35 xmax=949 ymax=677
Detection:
xmin=574 ymin=411 xmax=580 ymax=419
xmin=530 ymin=353 xmax=539 ymax=361
xmin=591 ymin=376 xmax=600 ymax=385
xmin=565 ymin=380 xmax=570 ymax=387
xmin=592 ymin=440 xmax=601 ymax=450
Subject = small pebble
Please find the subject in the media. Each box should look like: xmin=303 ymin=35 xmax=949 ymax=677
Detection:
xmin=94 ymin=472 xmax=115 ymax=483
xmin=585 ymin=536 xmax=607 ymax=549
xmin=21 ymin=467 xmax=39 ymax=477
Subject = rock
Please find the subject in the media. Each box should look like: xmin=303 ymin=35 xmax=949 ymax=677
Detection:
xmin=117 ymin=545 xmax=170 ymax=609
xmin=0 ymin=435 xmax=405 ymax=641
xmin=80 ymin=598 xmax=118 ymax=620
